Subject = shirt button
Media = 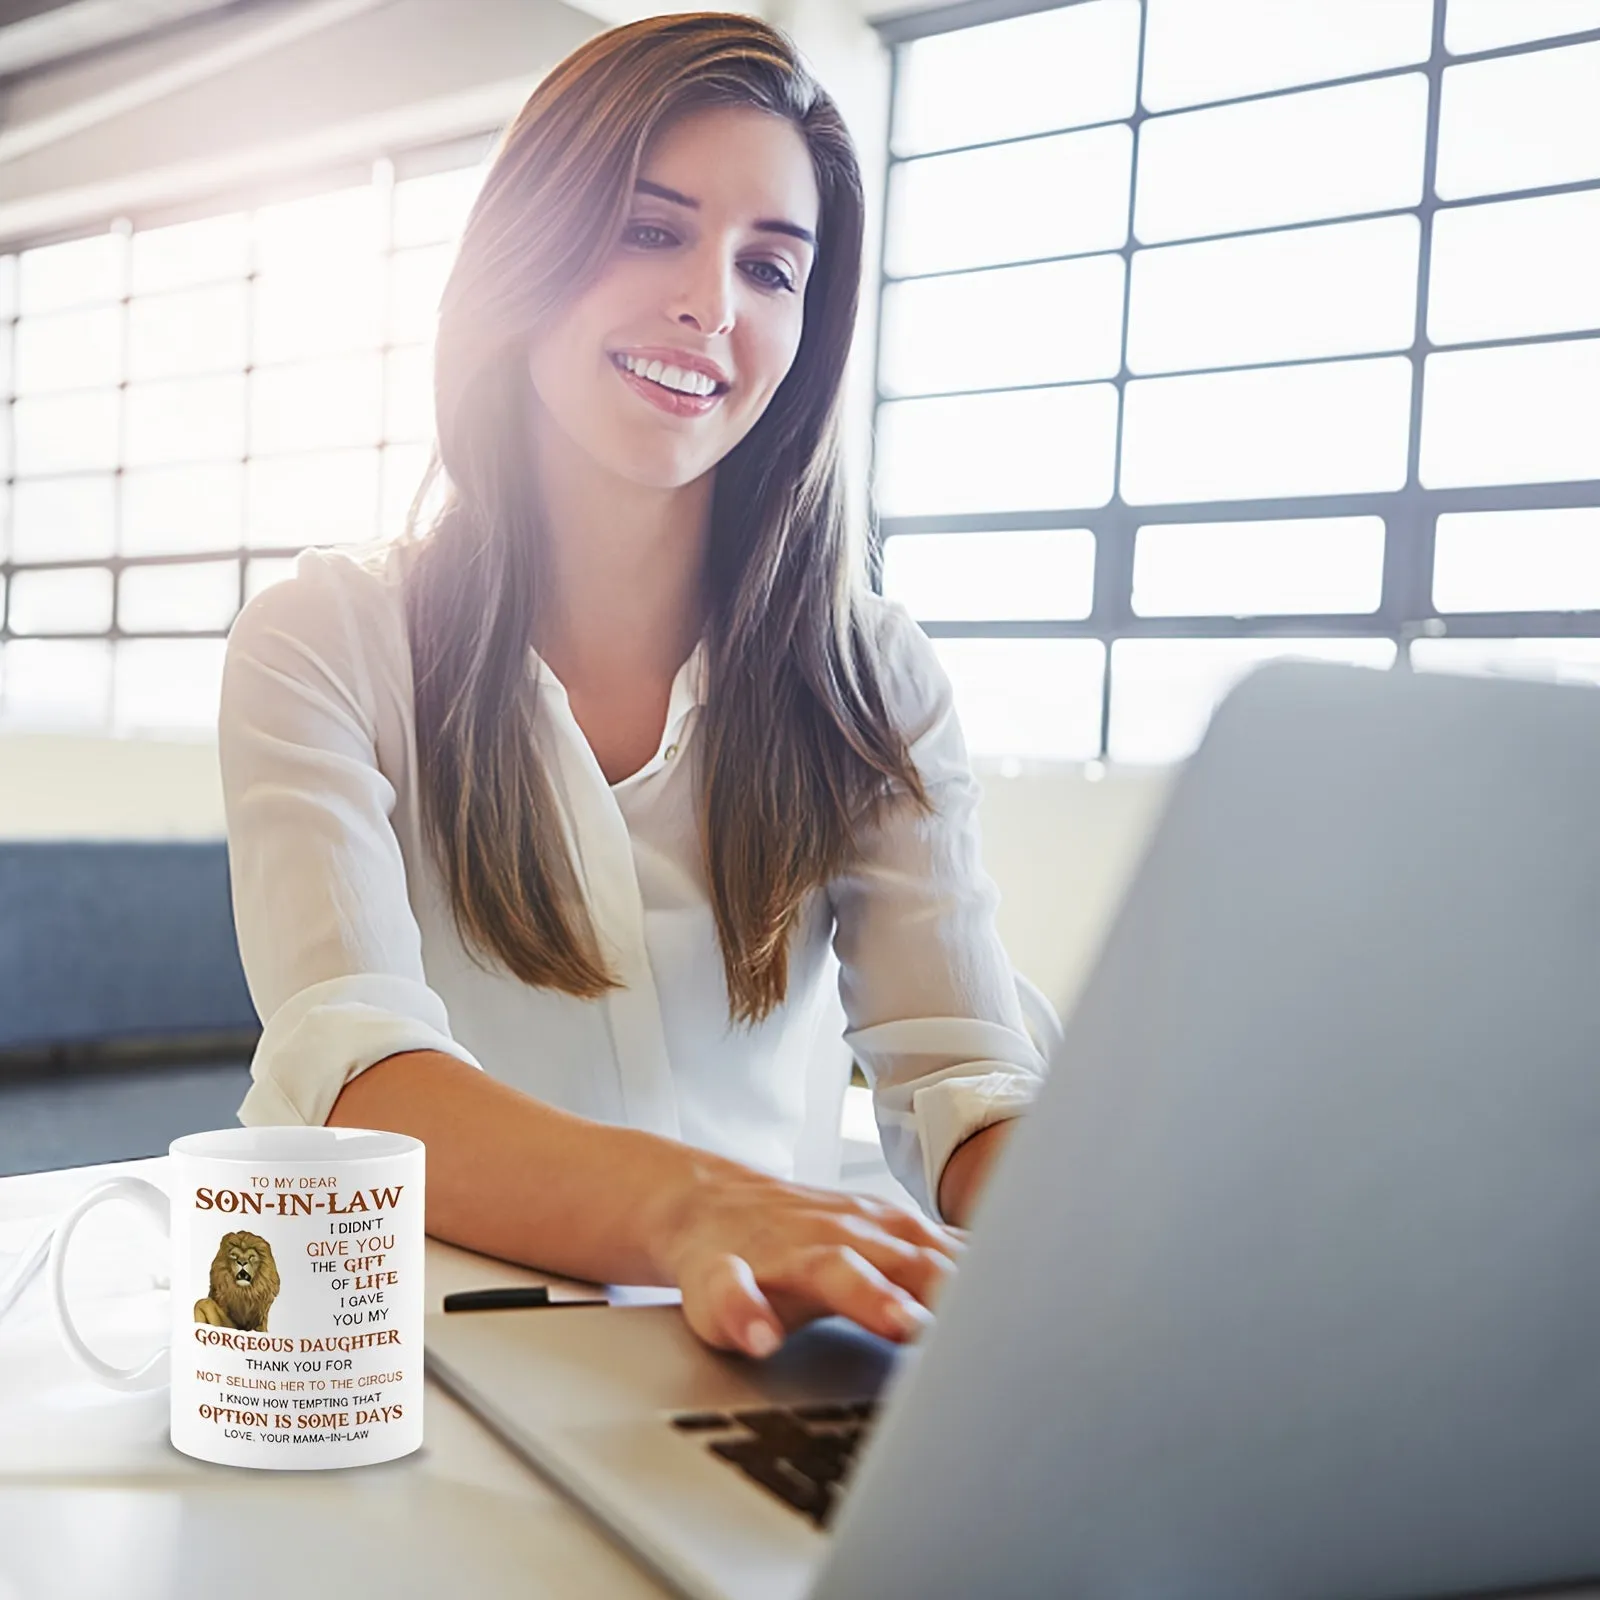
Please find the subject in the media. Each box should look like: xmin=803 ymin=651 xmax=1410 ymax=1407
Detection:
xmin=664 ymin=743 xmax=678 ymax=760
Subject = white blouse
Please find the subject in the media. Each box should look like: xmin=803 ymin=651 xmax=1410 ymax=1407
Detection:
xmin=219 ymin=539 xmax=1058 ymax=1223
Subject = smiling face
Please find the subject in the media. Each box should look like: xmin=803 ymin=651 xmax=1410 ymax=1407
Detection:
xmin=525 ymin=104 xmax=821 ymax=491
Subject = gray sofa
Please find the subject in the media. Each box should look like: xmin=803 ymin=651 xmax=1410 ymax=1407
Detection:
xmin=0 ymin=841 xmax=260 ymax=1174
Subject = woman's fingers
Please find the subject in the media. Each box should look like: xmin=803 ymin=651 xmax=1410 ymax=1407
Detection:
xmin=679 ymin=1251 xmax=784 ymax=1358
xmin=683 ymin=1240 xmax=941 ymax=1360
xmin=746 ymin=1241 xmax=935 ymax=1351
xmin=670 ymin=1177 xmax=974 ymax=1361
xmin=828 ymin=1214 xmax=960 ymax=1312
xmin=843 ymin=1193 xmax=968 ymax=1261
xmin=791 ymin=1243 xmax=936 ymax=1344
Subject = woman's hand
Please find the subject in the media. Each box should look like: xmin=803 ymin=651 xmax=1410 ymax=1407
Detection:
xmin=654 ymin=1166 xmax=970 ymax=1360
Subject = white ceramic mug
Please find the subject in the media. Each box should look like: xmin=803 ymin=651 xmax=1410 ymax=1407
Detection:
xmin=48 ymin=1125 xmax=425 ymax=1470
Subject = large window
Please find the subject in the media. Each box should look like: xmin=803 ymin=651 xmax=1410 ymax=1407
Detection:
xmin=872 ymin=0 xmax=1600 ymax=764
xmin=7 ymin=2 xmax=1600 ymax=755
xmin=0 ymin=140 xmax=491 ymax=736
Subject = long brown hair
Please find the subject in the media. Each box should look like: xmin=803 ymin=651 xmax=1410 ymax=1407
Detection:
xmin=401 ymin=10 xmax=930 ymax=1027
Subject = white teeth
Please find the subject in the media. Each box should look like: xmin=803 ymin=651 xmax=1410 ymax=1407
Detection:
xmin=617 ymin=353 xmax=718 ymax=397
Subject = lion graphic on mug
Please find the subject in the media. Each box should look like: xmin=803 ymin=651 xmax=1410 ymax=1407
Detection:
xmin=194 ymin=1231 xmax=281 ymax=1332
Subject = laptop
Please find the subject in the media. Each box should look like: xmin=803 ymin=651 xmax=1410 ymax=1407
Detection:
xmin=424 ymin=659 xmax=1600 ymax=1600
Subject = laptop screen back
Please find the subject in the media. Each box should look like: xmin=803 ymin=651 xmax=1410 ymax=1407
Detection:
xmin=814 ymin=662 xmax=1600 ymax=1600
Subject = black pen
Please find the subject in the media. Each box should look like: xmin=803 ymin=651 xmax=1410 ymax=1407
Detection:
xmin=442 ymin=1285 xmax=611 ymax=1312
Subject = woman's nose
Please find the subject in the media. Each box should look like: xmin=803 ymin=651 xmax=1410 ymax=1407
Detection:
xmin=670 ymin=253 xmax=737 ymax=339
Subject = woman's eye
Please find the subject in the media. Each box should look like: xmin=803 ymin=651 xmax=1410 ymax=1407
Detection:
xmin=622 ymin=223 xmax=795 ymax=293
xmin=746 ymin=260 xmax=797 ymax=293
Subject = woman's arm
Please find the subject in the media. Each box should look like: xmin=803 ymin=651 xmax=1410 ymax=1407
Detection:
xmin=325 ymin=1045 xmax=727 ymax=1285
xmin=221 ymin=551 xmax=489 ymax=1128
xmin=328 ymin=1045 xmax=967 ymax=1351
xmin=829 ymin=598 xmax=1056 ymax=1225
xmin=936 ymin=1119 xmax=1014 ymax=1228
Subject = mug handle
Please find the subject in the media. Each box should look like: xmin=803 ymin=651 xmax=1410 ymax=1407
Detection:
xmin=48 ymin=1176 xmax=172 ymax=1393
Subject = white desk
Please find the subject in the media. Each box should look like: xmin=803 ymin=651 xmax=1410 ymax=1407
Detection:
xmin=0 ymin=1117 xmax=913 ymax=1600
xmin=0 ymin=1156 xmax=674 ymax=1599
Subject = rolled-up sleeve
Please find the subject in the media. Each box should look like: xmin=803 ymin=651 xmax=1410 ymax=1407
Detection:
xmin=219 ymin=549 xmax=484 ymax=1129
xmin=828 ymin=599 xmax=1060 ymax=1222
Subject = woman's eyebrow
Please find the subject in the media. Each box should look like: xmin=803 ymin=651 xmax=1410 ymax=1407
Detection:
xmin=633 ymin=178 xmax=816 ymax=252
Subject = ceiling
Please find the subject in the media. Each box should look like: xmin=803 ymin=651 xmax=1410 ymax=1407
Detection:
xmin=0 ymin=0 xmax=270 ymax=79
xmin=0 ymin=1 xmax=79 ymax=26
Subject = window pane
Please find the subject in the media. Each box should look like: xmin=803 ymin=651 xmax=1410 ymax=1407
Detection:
xmin=1 ymin=640 xmax=112 ymax=728
xmin=877 ymin=385 xmax=1119 ymax=516
xmin=1110 ymin=638 xmax=1397 ymax=762
xmin=252 ymin=185 xmax=384 ymax=277
xmin=8 ymin=567 xmax=114 ymax=634
xmin=886 ymin=125 xmax=1132 ymax=277
xmin=932 ymin=638 xmax=1105 ymax=760
xmin=253 ymin=257 xmax=386 ymax=364
xmin=250 ymin=356 xmax=383 ymax=455
xmin=126 ymin=283 xmax=250 ymax=381
xmin=1428 ymin=190 xmax=1600 ymax=345
xmin=17 ymin=233 xmax=123 ymax=314
xmin=1420 ymin=337 xmax=1600 ymax=487
xmin=11 ymin=476 xmax=115 ymax=563
xmin=883 ymin=528 xmax=1096 ymax=621
xmin=1122 ymin=356 xmax=1413 ymax=504
xmin=247 ymin=449 xmax=380 ymax=547
xmin=129 ymin=212 xmax=250 ymax=295
xmin=13 ymin=305 xmax=121 ymax=393
xmin=1410 ymin=636 xmax=1600 ymax=684
xmin=392 ymin=167 xmax=483 ymax=249
xmin=122 ymin=463 xmax=243 ymax=556
xmin=1133 ymin=517 xmax=1386 ymax=616
xmin=1136 ymin=74 xmax=1428 ymax=246
xmin=380 ymin=441 xmax=437 ymax=538
xmin=1127 ymin=215 xmax=1418 ymax=374
xmin=895 ymin=0 xmax=1140 ymax=155
xmin=388 ymin=244 xmax=453 ymax=345
xmin=119 ymin=560 xmax=239 ymax=633
xmin=882 ymin=254 xmax=1124 ymax=397
xmin=384 ymin=345 xmax=435 ymax=443
xmin=1433 ymin=507 xmax=1600 ymax=611
xmin=1436 ymin=42 xmax=1600 ymax=200
xmin=1446 ymin=0 xmax=1600 ymax=55
xmin=12 ymin=391 xmax=120 ymax=475
xmin=113 ymin=639 xmax=227 ymax=736
xmin=245 ymin=557 xmax=300 ymax=601
xmin=124 ymin=375 xmax=247 ymax=467
xmin=1142 ymin=0 xmax=1434 ymax=113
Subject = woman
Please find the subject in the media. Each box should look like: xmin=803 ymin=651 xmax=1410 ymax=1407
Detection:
xmin=219 ymin=10 xmax=1056 ymax=1363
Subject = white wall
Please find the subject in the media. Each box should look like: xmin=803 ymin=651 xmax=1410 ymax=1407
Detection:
xmin=976 ymin=763 xmax=1175 ymax=1019
xmin=0 ymin=733 xmax=226 ymax=838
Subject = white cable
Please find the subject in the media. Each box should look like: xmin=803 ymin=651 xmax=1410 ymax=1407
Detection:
xmin=0 ymin=1217 xmax=59 ymax=1333
xmin=0 ymin=1209 xmax=171 ymax=1336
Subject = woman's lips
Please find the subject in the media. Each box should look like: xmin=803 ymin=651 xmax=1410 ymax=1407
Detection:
xmin=612 ymin=356 xmax=726 ymax=418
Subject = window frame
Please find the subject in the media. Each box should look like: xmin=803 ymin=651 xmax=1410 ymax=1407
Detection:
xmin=0 ymin=135 xmax=492 ymax=682
xmin=867 ymin=0 xmax=1600 ymax=761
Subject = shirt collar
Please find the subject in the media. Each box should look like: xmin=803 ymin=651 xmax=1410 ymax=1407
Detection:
xmin=532 ymin=636 xmax=709 ymax=744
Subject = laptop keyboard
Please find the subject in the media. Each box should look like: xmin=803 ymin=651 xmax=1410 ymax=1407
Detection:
xmin=669 ymin=1399 xmax=880 ymax=1528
